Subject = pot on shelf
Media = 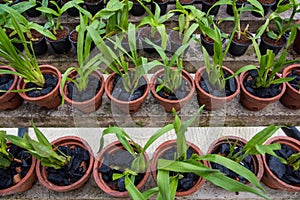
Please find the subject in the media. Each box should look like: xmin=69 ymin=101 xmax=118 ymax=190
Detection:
xmin=228 ymin=32 xmax=252 ymax=57
xmin=151 ymin=0 xmax=169 ymax=15
xmin=46 ymin=27 xmax=71 ymax=54
xmin=17 ymin=65 xmax=62 ymax=109
xmin=259 ymin=32 xmax=286 ymax=56
xmin=84 ymin=0 xmax=104 ymax=16
xmin=293 ymin=20 xmax=300 ymax=54
xmin=195 ymin=66 xmax=240 ymax=110
xmin=36 ymin=136 xmax=94 ymax=192
xmin=251 ymin=0 xmax=276 ymax=17
xmin=201 ymin=0 xmax=220 ymax=16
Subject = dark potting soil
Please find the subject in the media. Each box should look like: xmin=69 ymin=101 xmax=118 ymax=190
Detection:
xmin=258 ymin=0 xmax=275 ymax=4
xmin=85 ymin=0 xmax=100 ymax=3
xmin=48 ymin=28 xmax=69 ymax=41
xmin=262 ymin=32 xmax=286 ymax=47
xmin=200 ymin=71 xmax=237 ymax=97
xmin=156 ymin=78 xmax=190 ymax=100
xmin=67 ymin=75 xmax=101 ymax=102
xmin=0 ymin=144 xmax=32 ymax=190
xmin=243 ymin=69 xmax=282 ymax=98
xmin=46 ymin=145 xmax=90 ymax=186
xmin=26 ymin=73 xmax=58 ymax=97
xmin=203 ymin=0 xmax=218 ymax=3
xmin=98 ymin=150 xmax=145 ymax=192
xmin=211 ymin=143 xmax=255 ymax=184
xmin=160 ymin=146 xmax=200 ymax=191
xmin=179 ymin=0 xmax=193 ymax=3
xmin=70 ymin=31 xmax=78 ymax=42
xmin=232 ymin=32 xmax=251 ymax=44
xmin=0 ymin=74 xmax=14 ymax=96
xmin=112 ymin=74 xmax=146 ymax=101
xmin=286 ymin=70 xmax=300 ymax=91
xmin=267 ymin=144 xmax=300 ymax=185
xmin=26 ymin=29 xmax=43 ymax=42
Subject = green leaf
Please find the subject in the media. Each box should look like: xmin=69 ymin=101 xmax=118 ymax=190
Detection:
xmin=157 ymin=169 xmax=171 ymax=200
xmin=125 ymin=175 xmax=146 ymax=200
xmin=113 ymin=173 xmax=124 ymax=180
xmin=31 ymin=120 xmax=52 ymax=150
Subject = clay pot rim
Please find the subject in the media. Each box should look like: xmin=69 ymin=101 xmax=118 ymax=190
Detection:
xmin=61 ymin=69 xmax=105 ymax=106
xmin=105 ymin=71 xmax=149 ymax=105
xmin=150 ymin=139 xmax=208 ymax=196
xmin=262 ymin=136 xmax=300 ymax=190
xmin=282 ymin=64 xmax=300 ymax=94
xmin=240 ymin=70 xmax=286 ymax=102
xmin=17 ymin=64 xmax=62 ymax=101
xmin=150 ymin=68 xmax=195 ymax=104
xmin=206 ymin=135 xmax=264 ymax=182
xmin=36 ymin=136 xmax=95 ymax=192
xmin=93 ymin=141 xmax=150 ymax=197
xmin=0 ymin=143 xmax=37 ymax=195
xmin=195 ymin=66 xmax=241 ymax=101
xmin=0 ymin=66 xmax=18 ymax=101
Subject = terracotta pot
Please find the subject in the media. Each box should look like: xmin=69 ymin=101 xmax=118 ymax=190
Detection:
xmin=0 ymin=144 xmax=37 ymax=196
xmin=60 ymin=69 xmax=105 ymax=113
xmin=0 ymin=66 xmax=23 ymax=111
xmin=195 ymin=66 xmax=240 ymax=110
xmin=17 ymin=65 xmax=62 ymax=109
xmin=262 ymin=136 xmax=300 ymax=191
xmin=239 ymin=70 xmax=286 ymax=111
xmin=280 ymin=64 xmax=300 ymax=109
xmin=36 ymin=136 xmax=94 ymax=192
xmin=207 ymin=136 xmax=264 ymax=183
xmin=93 ymin=141 xmax=150 ymax=197
xmin=293 ymin=20 xmax=300 ymax=54
xmin=150 ymin=68 xmax=195 ymax=112
xmin=105 ymin=71 xmax=149 ymax=113
xmin=150 ymin=140 xmax=208 ymax=196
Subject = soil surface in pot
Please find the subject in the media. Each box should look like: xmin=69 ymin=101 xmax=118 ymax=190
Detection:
xmin=266 ymin=144 xmax=300 ymax=185
xmin=48 ymin=29 xmax=69 ymax=41
xmin=112 ymin=75 xmax=146 ymax=101
xmin=243 ymin=69 xmax=282 ymax=98
xmin=211 ymin=143 xmax=255 ymax=184
xmin=0 ymin=74 xmax=14 ymax=96
xmin=203 ymin=0 xmax=218 ymax=3
xmin=26 ymin=73 xmax=58 ymax=97
xmin=179 ymin=0 xmax=193 ymax=3
xmin=70 ymin=31 xmax=78 ymax=42
xmin=0 ymin=144 xmax=32 ymax=190
xmin=26 ymin=29 xmax=43 ymax=42
xmin=98 ymin=150 xmax=145 ymax=192
xmin=159 ymin=146 xmax=200 ymax=191
xmin=200 ymin=71 xmax=237 ymax=97
xmin=286 ymin=70 xmax=300 ymax=91
xmin=67 ymin=75 xmax=101 ymax=102
xmin=261 ymin=32 xmax=286 ymax=47
xmin=153 ymin=0 xmax=167 ymax=2
xmin=46 ymin=145 xmax=90 ymax=186
xmin=156 ymin=76 xmax=191 ymax=100
xmin=232 ymin=32 xmax=251 ymax=44
xmin=258 ymin=0 xmax=275 ymax=4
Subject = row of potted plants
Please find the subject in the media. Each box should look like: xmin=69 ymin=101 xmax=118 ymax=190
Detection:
xmin=0 ymin=110 xmax=299 ymax=198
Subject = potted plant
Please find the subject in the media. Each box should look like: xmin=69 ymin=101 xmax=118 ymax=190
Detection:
xmin=61 ymin=0 xmax=83 ymax=16
xmin=150 ymin=107 xmax=269 ymax=199
xmin=2 ymin=121 xmax=94 ymax=192
xmin=0 ymin=15 xmax=62 ymax=109
xmin=89 ymin=23 xmax=159 ymax=113
xmin=84 ymin=0 xmax=104 ymax=16
xmin=36 ymin=0 xmax=74 ymax=54
xmin=202 ymin=0 xmax=220 ymax=15
xmin=239 ymin=37 xmax=296 ymax=111
xmin=252 ymin=0 xmax=276 ymax=17
xmin=262 ymin=135 xmax=300 ymax=191
xmin=94 ymin=122 xmax=174 ymax=197
xmin=146 ymin=31 xmax=195 ymax=112
xmin=60 ymin=14 xmax=105 ymax=113
xmin=280 ymin=64 xmax=300 ymax=109
xmin=0 ymin=131 xmax=37 ymax=196
xmin=194 ymin=22 xmax=252 ymax=110
xmin=258 ymin=0 xmax=300 ymax=55
xmin=150 ymin=0 xmax=169 ymax=15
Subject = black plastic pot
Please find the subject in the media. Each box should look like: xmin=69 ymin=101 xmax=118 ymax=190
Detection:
xmin=229 ymin=37 xmax=252 ymax=57
xmin=29 ymin=36 xmax=48 ymax=56
xmin=201 ymin=34 xmax=226 ymax=56
xmin=67 ymin=4 xmax=82 ymax=16
xmin=12 ymin=40 xmax=24 ymax=53
xmin=151 ymin=0 xmax=169 ymax=15
xmin=251 ymin=0 xmax=276 ymax=17
xmin=271 ymin=0 xmax=289 ymax=11
xmin=47 ymin=27 xmax=71 ymax=54
xmin=226 ymin=1 xmax=245 ymax=16
xmin=138 ymin=27 xmax=161 ymax=54
xmin=179 ymin=0 xmax=195 ymax=5
xmin=84 ymin=0 xmax=104 ymax=16
xmin=69 ymin=29 xmax=78 ymax=49
xmin=202 ymin=0 xmax=220 ymax=16
xmin=259 ymin=34 xmax=286 ymax=55
xmin=130 ymin=2 xmax=145 ymax=16
xmin=26 ymin=3 xmax=42 ymax=17
xmin=48 ymin=0 xmax=62 ymax=12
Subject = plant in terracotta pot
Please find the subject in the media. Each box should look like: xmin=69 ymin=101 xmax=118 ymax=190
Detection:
xmin=0 ymin=15 xmax=62 ymax=109
xmin=94 ymin=122 xmax=174 ymax=198
xmin=258 ymin=0 xmax=300 ymax=55
xmin=280 ymin=64 xmax=300 ymax=109
xmin=146 ymin=31 xmax=196 ymax=112
xmin=262 ymin=136 xmax=300 ymax=191
xmin=239 ymin=37 xmax=297 ymax=111
xmin=89 ymin=23 xmax=159 ymax=113
xmin=151 ymin=107 xmax=269 ymax=199
xmin=60 ymin=13 xmax=105 ymax=113
xmin=194 ymin=22 xmax=253 ymax=110
xmin=37 ymin=0 xmax=74 ymax=54
xmin=0 ymin=131 xmax=37 ymax=196
xmin=2 ymin=121 xmax=94 ymax=192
